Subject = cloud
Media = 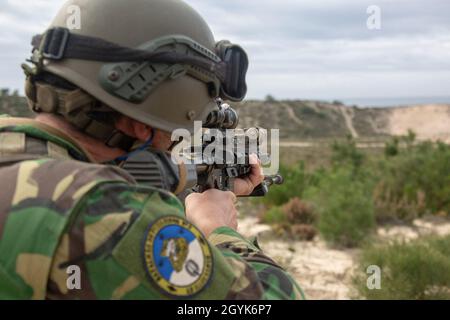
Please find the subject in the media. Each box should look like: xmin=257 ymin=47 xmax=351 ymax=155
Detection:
xmin=0 ymin=0 xmax=449 ymax=101
xmin=187 ymin=0 xmax=450 ymax=99
xmin=0 ymin=0 xmax=60 ymax=92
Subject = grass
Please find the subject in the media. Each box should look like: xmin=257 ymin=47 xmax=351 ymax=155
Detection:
xmin=353 ymin=235 xmax=450 ymax=300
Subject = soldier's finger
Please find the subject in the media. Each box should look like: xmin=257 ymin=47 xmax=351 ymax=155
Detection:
xmin=249 ymin=153 xmax=260 ymax=165
xmin=224 ymin=191 xmax=237 ymax=203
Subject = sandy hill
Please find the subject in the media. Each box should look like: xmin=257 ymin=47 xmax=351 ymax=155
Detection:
xmin=1 ymin=91 xmax=449 ymax=143
xmin=234 ymin=100 xmax=450 ymax=143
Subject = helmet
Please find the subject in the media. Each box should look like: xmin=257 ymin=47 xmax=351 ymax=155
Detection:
xmin=24 ymin=0 xmax=248 ymax=137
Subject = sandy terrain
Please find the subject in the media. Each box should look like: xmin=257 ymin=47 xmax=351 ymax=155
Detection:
xmin=238 ymin=216 xmax=450 ymax=300
xmin=386 ymin=104 xmax=450 ymax=143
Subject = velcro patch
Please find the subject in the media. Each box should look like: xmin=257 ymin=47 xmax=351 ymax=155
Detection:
xmin=0 ymin=132 xmax=26 ymax=155
xmin=142 ymin=216 xmax=213 ymax=297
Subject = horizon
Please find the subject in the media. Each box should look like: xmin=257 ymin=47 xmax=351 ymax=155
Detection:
xmin=2 ymin=86 xmax=450 ymax=108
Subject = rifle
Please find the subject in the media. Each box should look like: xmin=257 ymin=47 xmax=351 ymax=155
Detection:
xmin=122 ymin=100 xmax=283 ymax=198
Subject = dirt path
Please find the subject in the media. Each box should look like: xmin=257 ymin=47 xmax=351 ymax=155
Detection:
xmin=280 ymin=102 xmax=303 ymax=126
xmin=238 ymin=217 xmax=356 ymax=299
xmin=340 ymin=106 xmax=359 ymax=138
xmin=238 ymin=216 xmax=450 ymax=300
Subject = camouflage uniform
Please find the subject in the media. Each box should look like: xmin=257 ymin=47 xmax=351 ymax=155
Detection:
xmin=0 ymin=117 xmax=304 ymax=300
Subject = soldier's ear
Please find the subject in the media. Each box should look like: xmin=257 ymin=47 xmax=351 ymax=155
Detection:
xmin=132 ymin=120 xmax=153 ymax=142
xmin=115 ymin=115 xmax=135 ymax=137
xmin=115 ymin=115 xmax=152 ymax=141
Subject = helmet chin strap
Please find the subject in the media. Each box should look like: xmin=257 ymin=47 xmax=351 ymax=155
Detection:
xmin=115 ymin=129 xmax=155 ymax=163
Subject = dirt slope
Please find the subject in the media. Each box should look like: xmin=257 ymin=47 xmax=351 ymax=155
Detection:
xmin=235 ymin=101 xmax=450 ymax=142
xmin=387 ymin=104 xmax=450 ymax=143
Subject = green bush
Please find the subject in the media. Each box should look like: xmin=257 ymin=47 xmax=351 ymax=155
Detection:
xmin=384 ymin=137 xmax=400 ymax=157
xmin=261 ymin=136 xmax=450 ymax=245
xmin=331 ymin=136 xmax=365 ymax=171
xmin=353 ymin=235 xmax=450 ymax=300
xmin=374 ymin=141 xmax=450 ymax=220
xmin=265 ymin=94 xmax=277 ymax=102
xmin=304 ymin=167 xmax=376 ymax=247
xmin=260 ymin=162 xmax=316 ymax=207
xmin=260 ymin=206 xmax=287 ymax=225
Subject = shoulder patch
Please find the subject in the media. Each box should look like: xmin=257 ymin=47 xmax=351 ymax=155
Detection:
xmin=142 ymin=216 xmax=213 ymax=297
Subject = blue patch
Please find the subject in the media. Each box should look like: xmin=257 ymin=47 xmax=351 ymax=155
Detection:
xmin=152 ymin=224 xmax=196 ymax=280
xmin=142 ymin=216 xmax=213 ymax=297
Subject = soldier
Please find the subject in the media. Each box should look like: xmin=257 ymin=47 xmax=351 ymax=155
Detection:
xmin=0 ymin=0 xmax=304 ymax=300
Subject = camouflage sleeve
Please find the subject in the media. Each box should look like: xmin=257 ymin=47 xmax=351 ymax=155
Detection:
xmin=208 ymin=227 xmax=305 ymax=300
xmin=0 ymin=157 xmax=302 ymax=300
xmin=46 ymin=181 xmax=304 ymax=300
xmin=0 ymin=159 xmax=136 ymax=300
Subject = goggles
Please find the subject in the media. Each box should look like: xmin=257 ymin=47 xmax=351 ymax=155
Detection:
xmin=30 ymin=27 xmax=248 ymax=102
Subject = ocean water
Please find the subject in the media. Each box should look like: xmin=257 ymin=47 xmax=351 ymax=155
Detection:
xmin=341 ymin=96 xmax=450 ymax=108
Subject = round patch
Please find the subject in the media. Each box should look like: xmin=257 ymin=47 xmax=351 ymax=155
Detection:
xmin=142 ymin=216 xmax=213 ymax=297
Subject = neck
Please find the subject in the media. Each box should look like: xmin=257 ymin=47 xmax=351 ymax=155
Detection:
xmin=35 ymin=114 xmax=126 ymax=163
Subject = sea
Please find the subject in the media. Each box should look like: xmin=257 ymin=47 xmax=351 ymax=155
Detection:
xmin=340 ymin=96 xmax=450 ymax=108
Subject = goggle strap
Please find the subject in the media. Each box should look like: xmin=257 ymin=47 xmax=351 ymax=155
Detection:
xmin=32 ymin=27 xmax=227 ymax=82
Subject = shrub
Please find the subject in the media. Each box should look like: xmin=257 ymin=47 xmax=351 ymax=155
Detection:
xmin=353 ymin=235 xmax=450 ymax=300
xmin=384 ymin=137 xmax=400 ymax=157
xmin=304 ymin=168 xmax=376 ymax=247
xmin=260 ymin=162 xmax=315 ymax=207
xmin=373 ymin=184 xmax=426 ymax=222
xmin=404 ymin=130 xmax=417 ymax=149
xmin=282 ymin=197 xmax=316 ymax=225
xmin=265 ymin=94 xmax=277 ymax=102
xmin=260 ymin=206 xmax=286 ymax=225
xmin=290 ymin=224 xmax=317 ymax=241
xmin=374 ymin=142 xmax=450 ymax=220
xmin=331 ymin=136 xmax=365 ymax=171
xmin=259 ymin=197 xmax=318 ymax=240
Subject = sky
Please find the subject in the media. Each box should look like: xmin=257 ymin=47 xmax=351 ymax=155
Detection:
xmin=0 ymin=0 xmax=449 ymax=101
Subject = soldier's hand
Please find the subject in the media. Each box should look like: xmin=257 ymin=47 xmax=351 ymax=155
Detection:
xmin=233 ymin=154 xmax=264 ymax=196
xmin=185 ymin=189 xmax=238 ymax=237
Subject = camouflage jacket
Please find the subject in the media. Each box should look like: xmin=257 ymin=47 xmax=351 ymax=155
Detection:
xmin=0 ymin=116 xmax=304 ymax=300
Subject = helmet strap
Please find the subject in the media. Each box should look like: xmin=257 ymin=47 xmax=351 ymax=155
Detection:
xmin=115 ymin=129 xmax=155 ymax=163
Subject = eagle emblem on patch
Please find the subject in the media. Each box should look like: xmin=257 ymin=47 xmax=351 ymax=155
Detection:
xmin=142 ymin=216 xmax=213 ymax=297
